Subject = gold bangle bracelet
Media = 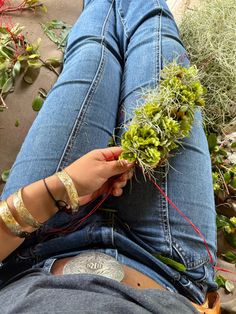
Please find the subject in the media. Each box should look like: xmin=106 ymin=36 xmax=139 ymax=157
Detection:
xmin=13 ymin=189 xmax=43 ymax=229
xmin=55 ymin=170 xmax=80 ymax=213
xmin=0 ymin=200 xmax=31 ymax=238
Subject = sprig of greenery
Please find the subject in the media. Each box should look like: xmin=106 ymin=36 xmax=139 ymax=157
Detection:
xmin=215 ymin=274 xmax=234 ymax=293
xmin=0 ymin=0 xmax=47 ymax=14
xmin=119 ymin=63 xmax=205 ymax=173
xmin=217 ymin=214 xmax=236 ymax=248
xmin=0 ymin=23 xmax=41 ymax=108
xmin=221 ymin=251 xmax=236 ymax=264
xmin=0 ymin=23 xmax=61 ymax=110
xmin=153 ymin=253 xmax=187 ymax=272
xmin=208 ymin=133 xmax=236 ymax=193
xmin=41 ymin=20 xmax=72 ymax=51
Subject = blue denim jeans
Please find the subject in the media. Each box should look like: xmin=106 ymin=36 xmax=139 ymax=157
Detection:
xmin=0 ymin=0 xmax=217 ymax=304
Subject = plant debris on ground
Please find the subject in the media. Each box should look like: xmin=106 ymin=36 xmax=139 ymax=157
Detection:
xmin=41 ymin=19 xmax=72 ymax=51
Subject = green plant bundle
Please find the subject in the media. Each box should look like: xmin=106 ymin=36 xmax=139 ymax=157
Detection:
xmin=180 ymin=0 xmax=236 ymax=133
xmin=119 ymin=63 xmax=205 ymax=173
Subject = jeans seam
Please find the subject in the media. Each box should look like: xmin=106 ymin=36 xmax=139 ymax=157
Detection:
xmin=153 ymin=0 xmax=162 ymax=83
xmin=172 ymin=240 xmax=210 ymax=269
xmin=153 ymin=0 xmax=172 ymax=255
xmin=56 ymin=0 xmax=115 ymax=171
xmin=161 ymin=166 xmax=172 ymax=256
xmin=117 ymin=8 xmax=129 ymax=38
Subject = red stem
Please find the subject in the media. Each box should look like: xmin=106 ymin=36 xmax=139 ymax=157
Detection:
xmin=0 ymin=1 xmax=42 ymax=14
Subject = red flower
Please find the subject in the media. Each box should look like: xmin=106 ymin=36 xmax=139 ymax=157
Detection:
xmin=0 ymin=0 xmax=5 ymax=9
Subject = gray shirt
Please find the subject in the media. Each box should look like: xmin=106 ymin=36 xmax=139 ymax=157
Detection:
xmin=0 ymin=269 xmax=197 ymax=314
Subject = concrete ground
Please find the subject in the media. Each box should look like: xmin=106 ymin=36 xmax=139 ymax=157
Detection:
xmin=0 ymin=1 xmax=235 ymax=312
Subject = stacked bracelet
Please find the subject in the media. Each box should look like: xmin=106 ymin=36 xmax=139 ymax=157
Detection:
xmin=0 ymin=200 xmax=31 ymax=238
xmin=12 ymin=189 xmax=43 ymax=229
xmin=43 ymin=178 xmax=72 ymax=213
xmin=55 ymin=170 xmax=80 ymax=213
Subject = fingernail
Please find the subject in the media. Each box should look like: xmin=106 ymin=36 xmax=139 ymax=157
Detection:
xmin=119 ymin=160 xmax=128 ymax=167
xmin=127 ymin=162 xmax=134 ymax=167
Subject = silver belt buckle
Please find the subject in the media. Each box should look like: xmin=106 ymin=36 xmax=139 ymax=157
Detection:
xmin=63 ymin=252 xmax=125 ymax=282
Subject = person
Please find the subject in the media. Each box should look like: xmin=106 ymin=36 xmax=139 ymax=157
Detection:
xmin=0 ymin=0 xmax=219 ymax=313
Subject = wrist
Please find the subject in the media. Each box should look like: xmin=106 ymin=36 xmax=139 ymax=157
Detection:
xmin=14 ymin=175 xmax=68 ymax=224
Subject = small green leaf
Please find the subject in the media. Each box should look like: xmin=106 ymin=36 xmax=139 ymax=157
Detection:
xmin=216 ymin=214 xmax=231 ymax=229
xmin=38 ymin=88 xmax=47 ymax=98
xmin=224 ymin=232 xmax=236 ymax=248
xmin=1 ymin=77 xmax=13 ymax=94
xmin=225 ymin=280 xmax=234 ymax=293
xmin=153 ymin=254 xmax=187 ymax=272
xmin=1 ymin=169 xmax=10 ymax=182
xmin=231 ymin=176 xmax=236 ymax=189
xmin=17 ymin=55 xmax=29 ymax=62
xmin=231 ymin=142 xmax=236 ymax=149
xmin=25 ymin=44 xmax=33 ymax=52
xmin=32 ymin=96 xmax=44 ymax=111
xmin=15 ymin=119 xmax=20 ymax=127
xmin=0 ymin=61 xmax=9 ymax=71
xmin=221 ymin=251 xmax=236 ymax=263
xmin=0 ymin=27 xmax=9 ymax=34
xmin=27 ymin=60 xmax=41 ymax=67
xmin=12 ymin=61 xmax=21 ymax=78
xmin=45 ymin=58 xmax=61 ymax=68
xmin=28 ymin=54 xmax=40 ymax=59
xmin=0 ymin=72 xmax=8 ymax=89
xmin=108 ymin=136 xmax=116 ymax=147
xmin=215 ymin=155 xmax=223 ymax=164
xmin=215 ymin=275 xmax=226 ymax=288
xmin=41 ymin=4 xmax=48 ymax=13
xmin=218 ymin=148 xmax=228 ymax=156
xmin=208 ymin=133 xmax=217 ymax=152
xmin=23 ymin=65 xmax=41 ymax=84
xmin=224 ymin=172 xmax=231 ymax=184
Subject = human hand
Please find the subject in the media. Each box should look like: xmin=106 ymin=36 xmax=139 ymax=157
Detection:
xmin=64 ymin=147 xmax=134 ymax=205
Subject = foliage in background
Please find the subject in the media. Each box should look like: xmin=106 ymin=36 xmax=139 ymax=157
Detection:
xmin=215 ymin=275 xmax=234 ymax=293
xmin=209 ymin=133 xmax=236 ymax=193
xmin=0 ymin=0 xmax=46 ymax=14
xmin=0 ymin=23 xmax=41 ymax=109
xmin=119 ymin=63 xmax=205 ymax=175
xmin=180 ymin=1 xmax=236 ymax=292
xmin=41 ymin=19 xmax=71 ymax=52
xmin=180 ymin=0 xmax=236 ymax=134
xmin=217 ymin=215 xmax=236 ymax=248
xmin=0 ymin=22 xmax=61 ymax=110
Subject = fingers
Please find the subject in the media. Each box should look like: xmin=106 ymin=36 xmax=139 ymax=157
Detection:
xmin=112 ymin=188 xmax=123 ymax=197
xmin=105 ymin=159 xmax=134 ymax=177
xmin=98 ymin=147 xmax=123 ymax=161
xmin=111 ymin=169 xmax=134 ymax=197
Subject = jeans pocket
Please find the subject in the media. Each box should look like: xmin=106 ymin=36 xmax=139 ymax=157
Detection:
xmin=172 ymin=239 xmax=210 ymax=270
xmin=171 ymin=239 xmax=217 ymax=294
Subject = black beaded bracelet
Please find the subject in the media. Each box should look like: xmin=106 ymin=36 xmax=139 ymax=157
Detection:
xmin=43 ymin=178 xmax=72 ymax=213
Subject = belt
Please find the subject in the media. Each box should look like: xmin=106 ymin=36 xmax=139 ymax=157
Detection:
xmin=50 ymin=252 xmax=220 ymax=314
